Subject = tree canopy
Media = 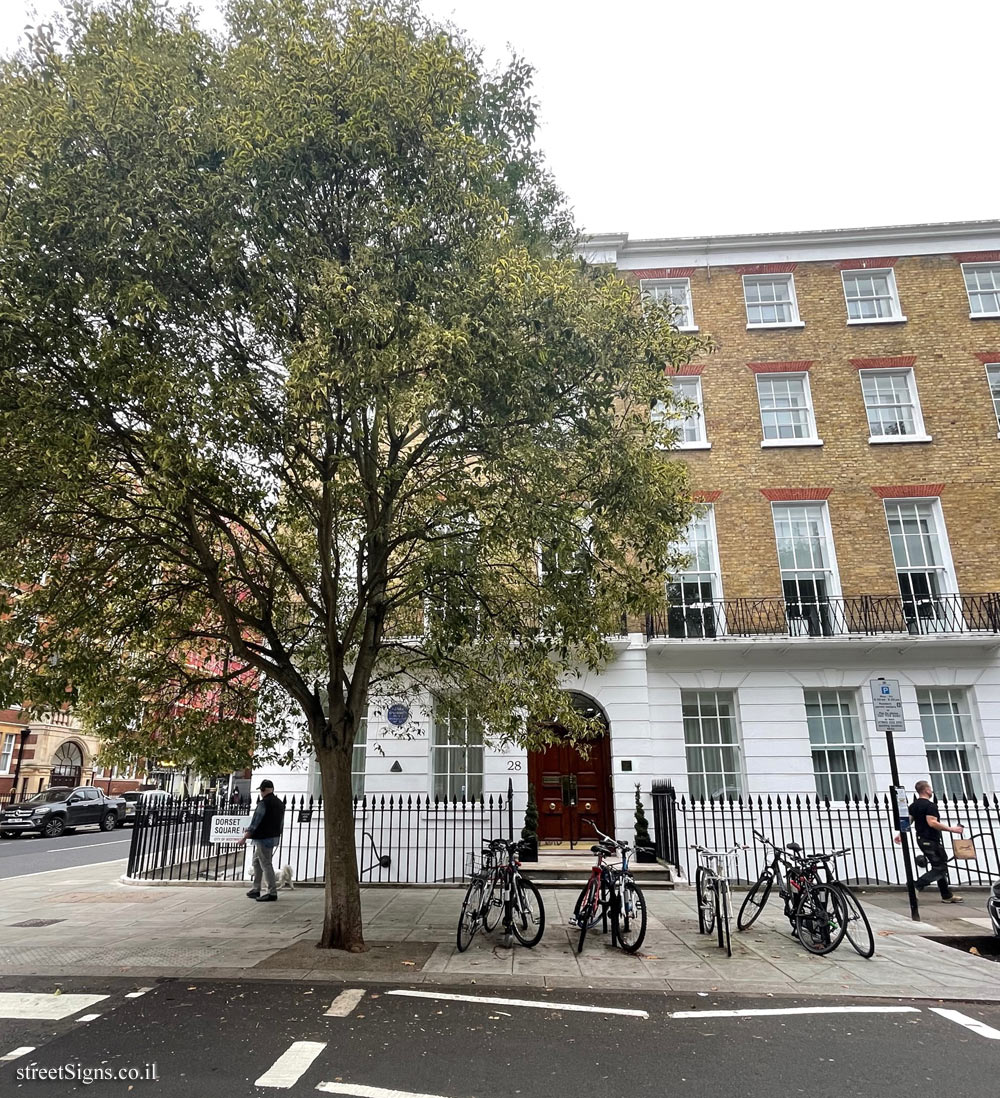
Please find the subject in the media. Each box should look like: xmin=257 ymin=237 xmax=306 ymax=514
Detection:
xmin=0 ymin=0 xmax=706 ymax=949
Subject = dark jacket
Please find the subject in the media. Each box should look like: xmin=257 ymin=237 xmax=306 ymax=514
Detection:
xmin=249 ymin=792 xmax=284 ymax=841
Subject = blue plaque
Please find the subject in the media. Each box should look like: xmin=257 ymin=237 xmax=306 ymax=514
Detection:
xmin=387 ymin=703 xmax=410 ymax=727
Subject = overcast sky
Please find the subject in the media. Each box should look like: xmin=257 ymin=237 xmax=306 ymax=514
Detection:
xmin=2 ymin=1 xmax=996 ymax=240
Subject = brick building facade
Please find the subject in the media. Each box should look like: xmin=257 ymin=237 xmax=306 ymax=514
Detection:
xmin=258 ymin=220 xmax=1000 ymax=846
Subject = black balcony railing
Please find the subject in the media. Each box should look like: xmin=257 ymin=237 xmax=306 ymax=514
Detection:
xmin=647 ymin=592 xmax=1000 ymax=640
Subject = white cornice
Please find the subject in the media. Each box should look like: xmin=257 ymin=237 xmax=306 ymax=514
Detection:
xmin=577 ymin=220 xmax=1000 ymax=269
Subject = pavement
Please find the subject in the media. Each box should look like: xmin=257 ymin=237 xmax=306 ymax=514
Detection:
xmin=2 ymin=859 xmax=1000 ymax=1001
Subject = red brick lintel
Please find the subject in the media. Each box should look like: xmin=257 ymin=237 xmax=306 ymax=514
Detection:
xmin=850 ymin=356 xmax=916 ymax=369
xmin=954 ymin=252 xmax=1000 ymax=264
xmin=692 ymin=490 xmax=722 ymax=503
xmin=975 ymin=352 xmax=1000 ymax=364
xmin=834 ymin=257 xmax=899 ymax=270
xmin=760 ymin=488 xmax=832 ymax=502
xmin=667 ymin=363 xmax=705 ymax=376
xmin=747 ymin=361 xmax=813 ymax=374
xmin=736 ymin=263 xmax=797 ymax=275
xmin=871 ymin=484 xmax=945 ymax=499
xmin=631 ymin=267 xmax=696 ymax=280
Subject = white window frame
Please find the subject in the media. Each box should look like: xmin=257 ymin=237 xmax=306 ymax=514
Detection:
xmin=962 ymin=262 xmax=1000 ymax=319
xmin=681 ymin=690 xmax=744 ymax=799
xmin=771 ymin=502 xmax=842 ymax=636
xmin=805 ymin=689 xmax=869 ymax=800
xmin=755 ymin=371 xmax=822 ymax=447
xmin=352 ymin=716 xmax=368 ymax=798
xmin=884 ymin=497 xmax=959 ymax=633
xmin=985 ymin=362 xmax=1000 ymax=437
xmin=841 ymin=268 xmax=906 ymax=325
xmin=640 ymin=277 xmax=698 ymax=331
xmin=666 ymin=505 xmax=725 ymax=638
xmin=1 ymin=732 xmax=15 ymax=773
xmin=653 ymin=375 xmax=710 ymax=449
xmin=917 ymin=688 xmax=982 ymax=799
xmin=859 ymin=368 xmax=931 ymax=444
xmin=432 ymin=702 xmax=484 ymax=800
xmin=743 ymin=273 xmax=804 ymax=329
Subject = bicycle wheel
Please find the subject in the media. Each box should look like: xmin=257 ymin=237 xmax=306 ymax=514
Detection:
xmin=716 ymin=880 xmax=731 ymax=956
xmin=794 ymin=883 xmax=847 ymax=956
xmin=737 ymin=869 xmax=774 ymax=931
xmin=612 ymin=879 xmax=647 ymax=954
xmin=483 ymin=872 xmax=503 ymax=932
xmin=511 ymin=877 xmax=545 ymax=947
xmin=696 ymin=866 xmax=716 ymax=936
xmin=457 ymin=878 xmax=485 ymax=952
xmin=574 ymin=877 xmax=600 ymax=954
xmin=835 ymin=884 xmax=875 ymax=959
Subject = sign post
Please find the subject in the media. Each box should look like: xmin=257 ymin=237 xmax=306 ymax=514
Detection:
xmin=869 ymin=678 xmax=920 ymax=921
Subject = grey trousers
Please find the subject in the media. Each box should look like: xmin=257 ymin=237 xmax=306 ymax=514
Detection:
xmin=252 ymin=841 xmax=278 ymax=897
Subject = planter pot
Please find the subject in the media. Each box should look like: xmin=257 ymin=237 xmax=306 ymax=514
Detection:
xmin=634 ymin=845 xmax=657 ymax=864
xmin=518 ymin=837 xmax=538 ymax=862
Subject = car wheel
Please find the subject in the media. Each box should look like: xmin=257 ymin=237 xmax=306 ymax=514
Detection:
xmin=42 ymin=817 xmax=66 ymax=838
xmin=100 ymin=812 xmax=117 ymax=832
xmin=1 ymin=830 xmax=19 ymax=839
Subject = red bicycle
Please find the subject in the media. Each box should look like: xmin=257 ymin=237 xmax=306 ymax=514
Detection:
xmin=570 ymin=823 xmax=646 ymax=954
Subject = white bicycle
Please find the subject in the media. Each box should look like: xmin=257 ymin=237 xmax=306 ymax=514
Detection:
xmin=692 ymin=842 xmax=747 ymax=957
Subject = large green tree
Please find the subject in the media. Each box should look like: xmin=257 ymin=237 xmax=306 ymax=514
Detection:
xmin=0 ymin=0 xmax=705 ymax=950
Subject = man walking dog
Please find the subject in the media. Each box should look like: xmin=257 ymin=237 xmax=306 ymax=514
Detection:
xmin=237 ymin=780 xmax=285 ymax=902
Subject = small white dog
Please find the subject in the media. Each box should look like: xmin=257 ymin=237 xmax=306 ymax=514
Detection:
xmin=277 ymin=865 xmax=295 ymax=890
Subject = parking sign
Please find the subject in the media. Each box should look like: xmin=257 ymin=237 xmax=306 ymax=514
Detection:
xmin=869 ymin=678 xmax=905 ymax=733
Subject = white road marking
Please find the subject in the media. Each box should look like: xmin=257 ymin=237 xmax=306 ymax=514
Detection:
xmin=325 ymin=989 xmax=365 ymax=1017
xmin=125 ymin=987 xmax=153 ymax=999
xmin=930 ymin=1007 xmax=1000 ymax=1040
xmin=47 ymin=839 xmax=132 ymax=851
xmin=76 ymin=1013 xmax=102 ymax=1022
xmin=0 ymin=993 xmax=109 ymax=1020
xmin=255 ymin=1041 xmax=327 ymax=1088
xmin=669 ymin=1006 xmax=921 ymax=1019
xmin=0 ymin=1047 xmax=36 ymax=1063
xmin=386 ymin=989 xmax=648 ymax=1019
xmin=317 ymin=1084 xmax=453 ymax=1098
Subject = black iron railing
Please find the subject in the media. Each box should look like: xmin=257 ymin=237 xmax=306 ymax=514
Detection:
xmin=126 ymin=785 xmax=517 ymax=885
xmin=647 ymin=592 xmax=1000 ymax=640
xmin=650 ymin=783 xmax=1000 ymax=887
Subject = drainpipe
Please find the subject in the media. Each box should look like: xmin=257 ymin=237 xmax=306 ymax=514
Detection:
xmin=9 ymin=728 xmax=30 ymax=803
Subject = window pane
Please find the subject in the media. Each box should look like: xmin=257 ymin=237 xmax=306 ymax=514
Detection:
xmin=987 ymin=364 xmax=1000 ymax=429
xmin=964 ymin=264 xmax=1000 ymax=315
xmin=861 ymin=370 xmax=917 ymax=436
xmin=757 ymin=375 xmax=813 ymax=439
xmin=918 ymin=688 xmax=978 ymax=797
xmin=432 ymin=703 xmax=484 ymax=799
xmin=745 ymin=276 xmax=795 ymax=325
xmin=682 ymin=690 xmax=742 ymax=798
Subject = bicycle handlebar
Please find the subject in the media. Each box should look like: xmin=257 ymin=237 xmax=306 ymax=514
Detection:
xmin=691 ymin=843 xmax=749 ymax=857
xmin=586 ymin=818 xmax=632 ymax=852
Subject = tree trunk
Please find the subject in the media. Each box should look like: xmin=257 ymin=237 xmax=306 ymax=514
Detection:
xmin=315 ymin=741 xmax=366 ymax=951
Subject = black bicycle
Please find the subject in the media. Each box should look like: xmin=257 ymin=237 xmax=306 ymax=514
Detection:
xmin=457 ymin=838 xmax=545 ymax=951
xmin=737 ymin=830 xmax=848 ymax=956
xmin=571 ymin=822 xmax=647 ymax=954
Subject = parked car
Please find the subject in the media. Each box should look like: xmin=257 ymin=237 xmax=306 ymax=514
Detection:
xmin=122 ymin=789 xmax=205 ymax=824
xmin=0 ymin=786 xmax=127 ymax=839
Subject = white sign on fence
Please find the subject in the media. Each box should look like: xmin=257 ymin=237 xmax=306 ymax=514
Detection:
xmin=209 ymin=814 xmax=251 ymax=844
xmin=869 ymin=678 xmax=905 ymax=733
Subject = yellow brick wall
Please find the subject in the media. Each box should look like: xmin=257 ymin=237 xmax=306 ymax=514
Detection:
xmin=635 ymin=255 xmax=1000 ymax=599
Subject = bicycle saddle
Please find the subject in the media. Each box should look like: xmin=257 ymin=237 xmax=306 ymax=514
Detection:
xmin=785 ymin=842 xmax=803 ymax=853
xmin=591 ymin=843 xmax=615 ymax=855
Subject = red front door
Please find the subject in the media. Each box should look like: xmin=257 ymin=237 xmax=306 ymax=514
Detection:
xmin=527 ymin=733 xmax=612 ymax=845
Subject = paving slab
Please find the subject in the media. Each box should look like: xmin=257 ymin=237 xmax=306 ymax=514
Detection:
xmin=1 ymin=858 xmax=1000 ymax=1000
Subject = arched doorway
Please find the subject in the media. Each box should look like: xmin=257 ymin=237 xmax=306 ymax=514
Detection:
xmin=49 ymin=741 xmax=84 ymax=788
xmin=527 ymin=692 xmax=613 ymax=846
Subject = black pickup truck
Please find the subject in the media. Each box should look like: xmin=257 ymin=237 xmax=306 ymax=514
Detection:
xmin=0 ymin=785 xmax=127 ymax=839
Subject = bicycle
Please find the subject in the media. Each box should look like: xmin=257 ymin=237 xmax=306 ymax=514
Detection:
xmin=571 ymin=822 xmax=647 ymax=954
xmin=736 ymin=830 xmax=848 ymax=956
xmin=456 ymin=838 xmax=544 ymax=951
xmin=692 ymin=843 xmax=747 ymax=957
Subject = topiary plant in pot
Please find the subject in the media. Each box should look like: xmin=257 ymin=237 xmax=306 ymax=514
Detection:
xmin=633 ymin=783 xmax=657 ymax=862
xmin=520 ymin=782 xmax=539 ymax=861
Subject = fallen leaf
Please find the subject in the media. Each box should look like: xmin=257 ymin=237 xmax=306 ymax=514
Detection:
xmin=401 ymin=961 xmax=416 ymax=967
xmin=969 ymin=946 xmax=981 ymax=956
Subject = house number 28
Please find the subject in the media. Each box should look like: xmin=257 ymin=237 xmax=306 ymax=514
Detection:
xmin=506 ymin=760 xmax=522 ymax=771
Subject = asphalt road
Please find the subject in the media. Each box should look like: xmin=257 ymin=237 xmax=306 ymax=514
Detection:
xmin=1 ymin=977 xmax=998 ymax=1097
xmin=0 ymin=827 xmax=132 ymax=880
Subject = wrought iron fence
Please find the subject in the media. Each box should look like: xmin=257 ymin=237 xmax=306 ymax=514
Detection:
xmin=126 ymin=785 xmax=516 ymax=885
xmin=647 ymin=592 xmax=1000 ymax=640
xmin=651 ymin=781 xmax=1000 ymax=887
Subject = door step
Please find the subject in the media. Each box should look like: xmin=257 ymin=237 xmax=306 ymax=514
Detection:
xmin=522 ymin=853 xmax=675 ymax=890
